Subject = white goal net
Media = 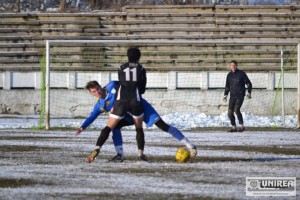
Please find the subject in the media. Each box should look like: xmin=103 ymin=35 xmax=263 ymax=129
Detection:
xmin=42 ymin=40 xmax=299 ymax=129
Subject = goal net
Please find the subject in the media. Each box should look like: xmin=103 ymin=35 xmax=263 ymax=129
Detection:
xmin=40 ymin=40 xmax=299 ymax=129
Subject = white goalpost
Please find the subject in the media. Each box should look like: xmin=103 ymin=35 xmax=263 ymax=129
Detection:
xmin=298 ymin=43 xmax=300 ymax=128
xmin=43 ymin=40 xmax=300 ymax=129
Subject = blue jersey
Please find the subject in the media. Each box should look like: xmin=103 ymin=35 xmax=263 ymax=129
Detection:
xmin=81 ymin=81 xmax=118 ymax=129
xmin=81 ymin=81 xmax=161 ymax=129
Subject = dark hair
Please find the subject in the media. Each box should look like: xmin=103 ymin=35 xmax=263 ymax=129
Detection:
xmin=85 ymin=80 xmax=101 ymax=90
xmin=127 ymin=47 xmax=141 ymax=62
xmin=230 ymin=60 xmax=238 ymax=67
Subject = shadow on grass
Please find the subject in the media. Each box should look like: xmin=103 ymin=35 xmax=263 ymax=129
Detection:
xmin=0 ymin=178 xmax=35 ymax=188
xmin=206 ymin=145 xmax=300 ymax=156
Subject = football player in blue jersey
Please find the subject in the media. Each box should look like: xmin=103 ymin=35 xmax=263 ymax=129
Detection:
xmin=76 ymin=80 xmax=197 ymax=162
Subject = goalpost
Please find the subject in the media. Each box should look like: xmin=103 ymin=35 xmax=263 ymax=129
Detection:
xmin=43 ymin=40 xmax=300 ymax=129
xmin=298 ymin=43 xmax=300 ymax=128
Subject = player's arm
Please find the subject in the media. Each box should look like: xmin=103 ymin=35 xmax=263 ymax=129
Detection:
xmin=139 ymin=67 xmax=147 ymax=95
xmin=223 ymin=74 xmax=230 ymax=102
xmin=243 ymin=72 xmax=252 ymax=95
xmin=117 ymin=65 xmax=125 ymax=83
xmin=224 ymin=74 xmax=230 ymax=96
xmin=76 ymin=103 xmax=102 ymax=135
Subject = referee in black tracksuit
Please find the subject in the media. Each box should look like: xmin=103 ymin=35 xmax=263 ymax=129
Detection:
xmin=223 ymin=60 xmax=252 ymax=132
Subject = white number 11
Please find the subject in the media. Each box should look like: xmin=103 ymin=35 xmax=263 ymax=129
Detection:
xmin=123 ymin=68 xmax=137 ymax=81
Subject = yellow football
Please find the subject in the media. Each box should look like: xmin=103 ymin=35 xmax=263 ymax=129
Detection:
xmin=175 ymin=147 xmax=191 ymax=163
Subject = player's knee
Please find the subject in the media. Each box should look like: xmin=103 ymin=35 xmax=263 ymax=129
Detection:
xmin=234 ymin=108 xmax=241 ymax=114
xmin=228 ymin=110 xmax=234 ymax=117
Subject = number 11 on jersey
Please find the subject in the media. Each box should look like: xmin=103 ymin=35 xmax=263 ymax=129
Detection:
xmin=123 ymin=68 xmax=137 ymax=81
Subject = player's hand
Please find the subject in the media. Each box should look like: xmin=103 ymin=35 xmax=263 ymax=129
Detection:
xmin=76 ymin=127 xmax=84 ymax=136
xmin=246 ymin=93 xmax=251 ymax=99
xmin=223 ymin=95 xmax=227 ymax=103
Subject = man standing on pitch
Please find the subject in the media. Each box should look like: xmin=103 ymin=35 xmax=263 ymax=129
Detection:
xmin=223 ymin=60 xmax=252 ymax=132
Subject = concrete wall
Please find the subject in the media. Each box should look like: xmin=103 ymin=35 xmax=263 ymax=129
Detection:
xmin=0 ymin=89 xmax=296 ymax=117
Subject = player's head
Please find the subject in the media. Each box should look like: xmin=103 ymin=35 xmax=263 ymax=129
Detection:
xmin=230 ymin=60 xmax=238 ymax=72
xmin=85 ymin=81 xmax=105 ymax=98
xmin=127 ymin=47 xmax=141 ymax=63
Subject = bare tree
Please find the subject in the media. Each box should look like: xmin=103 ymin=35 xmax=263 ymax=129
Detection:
xmin=16 ymin=0 xmax=20 ymax=12
xmin=60 ymin=0 xmax=66 ymax=12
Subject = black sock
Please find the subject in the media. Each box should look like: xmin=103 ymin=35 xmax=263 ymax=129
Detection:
xmin=136 ymin=128 xmax=145 ymax=150
xmin=96 ymin=126 xmax=111 ymax=147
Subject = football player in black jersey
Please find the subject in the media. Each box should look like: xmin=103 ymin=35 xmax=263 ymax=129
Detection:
xmin=87 ymin=47 xmax=148 ymax=162
xmin=223 ymin=60 xmax=252 ymax=132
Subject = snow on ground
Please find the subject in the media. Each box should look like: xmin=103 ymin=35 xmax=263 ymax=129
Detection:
xmin=0 ymin=128 xmax=299 ymax=199
xmin=0 ymin=112 xmax=297 ymax=129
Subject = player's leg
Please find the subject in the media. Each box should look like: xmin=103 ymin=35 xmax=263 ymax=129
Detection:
xmin=87 ymin=101 xmax=124 ymax=163
xmin=227 ymin=97 xmax=237 ymax=132
xmin=133 ymin=116 xmax=147 ymax=161
xmin=131 ymin=100 xmax=147 ymax=161
xmin=155 ymin=119 xmax=197 ymax=158
xmin=234 ymin=97 xmax=245 ymax=132
xmin=87 ymin=122 xmax=112 ymax=163
xmin=142 ymin=98 xmax=197 ymax=157
xmin=109 ymin=118 xmax=134 ymax=162
xmin=109 ymin=129 xmax=125 ymax=162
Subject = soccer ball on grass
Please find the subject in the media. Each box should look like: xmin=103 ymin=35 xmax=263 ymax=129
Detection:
xmin=175 ymin=147 xmax=190 ymax=163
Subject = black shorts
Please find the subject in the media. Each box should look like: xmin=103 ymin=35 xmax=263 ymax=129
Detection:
xmin=110 ymin=99 xmax=144 ymax=119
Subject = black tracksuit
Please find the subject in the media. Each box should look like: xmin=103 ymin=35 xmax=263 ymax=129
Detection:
xmin=224 ymin=69 xmax=252 ymax=126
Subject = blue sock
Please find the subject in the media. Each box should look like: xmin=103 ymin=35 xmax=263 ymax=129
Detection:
xmin=112 ymin=129 xmax=124 ymax=156
xmin=167 ymin=126 xmax=184 ymax=141
xmin=112 ymin=129 xmax=123 ymax=147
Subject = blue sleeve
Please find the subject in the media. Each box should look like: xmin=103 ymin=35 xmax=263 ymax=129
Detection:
xmin=105 ymin=81 xmax=119 ymax=91
xmin=81 ymin=103 xmax=102 ymax=129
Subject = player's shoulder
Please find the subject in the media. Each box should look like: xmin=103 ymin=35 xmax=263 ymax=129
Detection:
xmin=139 ymin=64 xmax=145 ymax=70
xmin=136 ymin=63 xmax=145 ymax=73
xmin=119 ymin=62 xmax=129 ymax=69
xmin=106 ymin=80 xmax=119 ymax=88
xmin=237 ymin=69 xmax=247 ymax=76
xmin=94 ymin=98 xmax=103 ymax=110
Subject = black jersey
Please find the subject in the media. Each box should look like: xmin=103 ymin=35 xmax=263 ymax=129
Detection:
xmin=224 ymin=69 xmax=252 ymax=97
xmin=116 ymin=62 xmax=147 ymax=102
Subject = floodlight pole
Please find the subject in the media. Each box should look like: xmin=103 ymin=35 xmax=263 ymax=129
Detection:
xmin=297 ymin=43 xmax=300 ymax=128
xmin=45 ymin=40 xmax=50 ymax=130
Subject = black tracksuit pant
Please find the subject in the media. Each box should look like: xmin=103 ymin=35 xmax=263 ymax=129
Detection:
xmin=228 ymin=96 xmax=244 ymax=126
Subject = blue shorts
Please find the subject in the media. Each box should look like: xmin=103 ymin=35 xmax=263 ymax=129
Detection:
xmin=124 ymin=98 xmax=161 ymax=127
